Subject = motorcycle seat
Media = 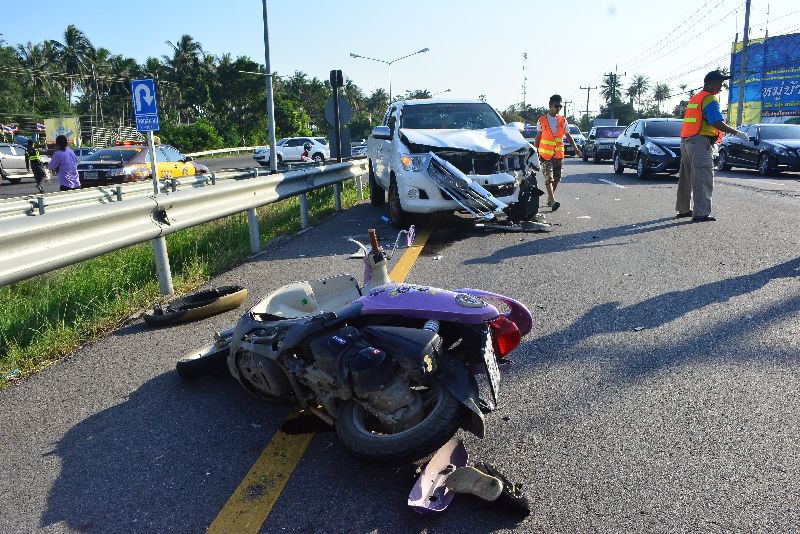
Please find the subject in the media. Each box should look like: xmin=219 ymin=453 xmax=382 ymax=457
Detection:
xmin=251 ymin=274 xmax=362 ymax=319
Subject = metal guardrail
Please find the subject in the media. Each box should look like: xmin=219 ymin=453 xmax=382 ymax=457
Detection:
xmin=0 ymin=160 xmax=368 ymax=288
xmin=186 ymin=146 xmax=253 ymax=157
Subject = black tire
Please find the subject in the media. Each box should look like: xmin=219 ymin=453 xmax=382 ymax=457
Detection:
xmin=635 ymin=155 xmax=648 ymax=179
xmin=335 ymin=382 xmax=465 ymax=465
xmin=312 ymin=153 xmax=324 ymax=164
xmin=176 ymin=343 xmax=230 ymax=378
xmin=582 ymin=150 xmax=588 ymax=162
xmin=277 ymin=154 xmax=283 ymax=164
xmin=717 ymin=149 xmax=731 ymax=171
xmin=758 ymin=153 xmax=772 ymax=176
xmin=613 ymin=153 xmax=624 ymax=175
xmin=389 ymin=178 xmax=413 ymax=228
xmin=9 ymin=178 xmax=22 ymax=184
xmin=369 ymin=161 xmax=385 ymax=207
xmin=593 ymin=150 xmax=601 ymax=164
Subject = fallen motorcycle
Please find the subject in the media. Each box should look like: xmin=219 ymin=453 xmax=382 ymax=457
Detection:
xmin=177 ymin=229 xmax=532 ymax=464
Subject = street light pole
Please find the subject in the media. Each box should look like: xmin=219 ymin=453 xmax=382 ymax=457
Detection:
xmin=261 ymin=0 xmax=277 ymax=172
xmin=349 ymin=48 xmax=429 ymax=102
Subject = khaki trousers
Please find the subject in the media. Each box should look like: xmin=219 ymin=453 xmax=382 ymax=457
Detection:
xmin=676 ymin=135 xmax=714 ymax=217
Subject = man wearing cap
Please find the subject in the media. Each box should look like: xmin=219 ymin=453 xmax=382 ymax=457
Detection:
xmin=677 ymin=70 xmax=748 ymax=222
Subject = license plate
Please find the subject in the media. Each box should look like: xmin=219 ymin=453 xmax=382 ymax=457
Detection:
xmin=483 ymin=330 xmax=500 ymax=407
xmin=83 ymin=171 xmax=98 ymax=180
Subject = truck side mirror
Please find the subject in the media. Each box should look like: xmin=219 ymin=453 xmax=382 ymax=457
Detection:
xmin=371 ymin=126 xmax=392 ymax=140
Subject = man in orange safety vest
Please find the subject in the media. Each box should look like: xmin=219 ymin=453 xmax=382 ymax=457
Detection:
xmin=534 ymin=94 xmax=582 ymax=212
xmin=677 ymin=70 xmax=748 ymax=222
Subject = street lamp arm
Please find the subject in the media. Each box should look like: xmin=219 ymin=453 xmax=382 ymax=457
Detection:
xmin=388 ymin=48 xmax=430 ymax=65
xmin=349 ymin=53 xmax=390 ymax=65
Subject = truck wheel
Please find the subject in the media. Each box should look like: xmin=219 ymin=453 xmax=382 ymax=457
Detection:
xmin=389 ymin=178 xmax=413 ymax=229
xmin=613 ymin=153 xmax=624 ymax=175
xmin=369 ymin=162 xmax=385 ymax=207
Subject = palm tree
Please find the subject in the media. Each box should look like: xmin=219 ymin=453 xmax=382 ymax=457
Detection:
xmin=627 ymin=74 xmax=650 ymax=114
xmin=164 ymin=35 xmax=204 ymax=122
xmin=15 ymin=42 xmax=52 ymax=109
xmin=49 ymin=25 xmax=95 ymax=105
xmin=653 ymin=83 xmax=672 ymax=115
xmin=601 ymin=73 xmax=623 ymax=117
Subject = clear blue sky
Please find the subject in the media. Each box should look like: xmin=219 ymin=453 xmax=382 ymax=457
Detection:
xmin=3 ymin=0 xmax=798 ymax=115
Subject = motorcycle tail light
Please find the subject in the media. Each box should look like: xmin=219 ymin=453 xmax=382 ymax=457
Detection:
xmin=488 ymin=316 xmax=521 ymax=358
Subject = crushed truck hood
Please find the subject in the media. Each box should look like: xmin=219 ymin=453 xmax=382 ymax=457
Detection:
xmin=399 ymin=126 xmax=529 ymax=155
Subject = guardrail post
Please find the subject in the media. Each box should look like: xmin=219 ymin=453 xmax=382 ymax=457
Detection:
xmin=115 ymin=186 xmax=123 ymax=201
xmin=211 ymin=172 xmax=217 ymax=185
xmin=356 ymin=175 xmax=364 ymax=200
xmin=170 ymin=178 xmax=177 ymax=192
xmin=299 ymin=193 xmax=309 ymax=228
xmin=151 ymin=237 xmax=174 ymax=296
xmin=247 ymin=208 xmax=261 ymax=254
xmin=37 ymin=196 xmax=46 ymax=215
xmin=334 ymin=183 xmax=342 ymax=212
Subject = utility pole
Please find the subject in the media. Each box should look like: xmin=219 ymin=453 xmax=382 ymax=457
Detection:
xmin=563 ymin=100 xmax=573 ymax=120
xmin=736 ymin=0 xmax=752 ymax=127
xmin=262 ymin=0 xmax=278 ymax=173
xmin=522 ymin=52 xmax=528 ymax=108
xmin=581 ymin=85 xmax=597 ymax=127
xmin=604 ymin=68 xmax=625 ymax=119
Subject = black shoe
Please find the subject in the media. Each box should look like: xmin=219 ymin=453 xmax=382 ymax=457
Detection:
xmin=691 ymin=215 xmax=716 ymax=222
xmin=551 ymin=201 xmax=560 ymax=212
xmin=474 ymin=463 xmax=531 ymax=516
xmin=676 ymin=211 xmax=693 ymax=218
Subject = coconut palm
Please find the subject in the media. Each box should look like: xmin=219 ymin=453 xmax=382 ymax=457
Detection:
xmin=15 ymin=42 xmax=55 ymax=109
xmin=600 ymin=73 xmax=623 ymax=116
xmin=653 ymin=83 xmax=672 ymax=115
xmin=627 ymin=74 xmax=650 ymax=114
xmin=49 ymin=25 xmax=95 ymax=104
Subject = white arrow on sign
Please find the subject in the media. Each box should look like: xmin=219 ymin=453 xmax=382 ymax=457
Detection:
xmin=134 ymin=83 xmax=155 ymax=112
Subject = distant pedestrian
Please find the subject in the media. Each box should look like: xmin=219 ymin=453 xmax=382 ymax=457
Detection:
xmin=25 ymin=139 xmax=47 ymax=193
xmin=535 ymin=94 xmax=582 ymax=212
xmin=48 ymin=135 xmax=80 ymax=191
xmin=676 ymin=70 xmax=748 ymax=222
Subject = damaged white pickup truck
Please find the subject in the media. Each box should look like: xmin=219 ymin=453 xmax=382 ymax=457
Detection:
xmin=366 ymin=99 xmax=537 ymax=228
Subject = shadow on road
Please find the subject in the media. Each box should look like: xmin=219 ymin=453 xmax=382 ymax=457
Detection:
xmin=520 ymin=256 xmax=800 ymax=380
xmin=464 ymin=217 xmax=686 ymax=264
xmin=41 ymin=371 xmax=290 ymax=532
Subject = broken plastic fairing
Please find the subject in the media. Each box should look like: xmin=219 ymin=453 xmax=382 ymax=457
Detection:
xmin=426 ymin=153 xmax=508 ymax=220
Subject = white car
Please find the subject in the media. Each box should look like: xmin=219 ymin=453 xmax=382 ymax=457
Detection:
xmin=0 ymin=143 xmax=33 ymax=183
xmin=366 ymin=99 xmax=531 ymax=227
xmin=253 ymin=137 xmax=330 ymax=165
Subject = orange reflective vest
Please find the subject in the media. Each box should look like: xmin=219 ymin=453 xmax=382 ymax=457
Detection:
xmin=681 ymin=90 xmax=723 ymax=143
xmin=537 ymin=115 xmax=565 ymax=160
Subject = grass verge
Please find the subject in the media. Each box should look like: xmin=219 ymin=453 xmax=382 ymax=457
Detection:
xmin=0 ymin=179 xmax=368 ymax=387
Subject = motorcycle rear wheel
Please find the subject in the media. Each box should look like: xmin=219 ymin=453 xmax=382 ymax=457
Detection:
xmin=176 ymin=343 xmax=229 ymax=378
xmin=335 ymin=381 xmax=465 ymax=465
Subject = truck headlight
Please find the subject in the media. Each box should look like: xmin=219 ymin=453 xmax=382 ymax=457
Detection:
xmin=400 ymin=154 xmax=426 ymax=172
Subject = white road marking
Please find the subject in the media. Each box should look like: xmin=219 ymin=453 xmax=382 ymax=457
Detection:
xmin=598 ymin=178 xmax=627 ymax=189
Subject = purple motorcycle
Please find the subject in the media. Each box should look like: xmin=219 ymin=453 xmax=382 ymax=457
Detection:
xmin=177 ymin=230 xmax=532 ymax=464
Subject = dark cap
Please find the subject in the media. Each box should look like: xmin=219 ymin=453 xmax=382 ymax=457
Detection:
xmin=704 ymin=70 xmax=731 ymax=83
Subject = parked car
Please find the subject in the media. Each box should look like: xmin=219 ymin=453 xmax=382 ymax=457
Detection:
xmin=613 ymin=118 xmax=682 ymax=178
xmin=252 ymin=137 xmax=329 ymax=165
xmin=0 ymin=143 xmax=32 ymax=184
xmin=77 ymin=142 xmax=208 ymax=186
xmin=564 ymin=125 xmax=585 ymax=157
xmin=366 ymin=98 xmax=531 ymax=227
xmin=717 ymin=123 xmax=800 ymax=175
xmin=582 ymin=125 xmax=626 ymax=163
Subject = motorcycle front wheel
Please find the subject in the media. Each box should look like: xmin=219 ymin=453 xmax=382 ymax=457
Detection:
xmin=335 ymin=381 xmax=465 ymax=465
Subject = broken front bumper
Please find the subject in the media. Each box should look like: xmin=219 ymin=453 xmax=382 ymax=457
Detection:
xmin=398 ymin=153 xmax=522 ymax=220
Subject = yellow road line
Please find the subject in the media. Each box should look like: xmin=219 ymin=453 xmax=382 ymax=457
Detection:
xmin=207 ymin=226 xmax=432 ymax=533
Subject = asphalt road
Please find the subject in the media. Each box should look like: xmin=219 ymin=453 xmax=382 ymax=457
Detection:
xmin=1 ymin=159 xmax=798 ymax=533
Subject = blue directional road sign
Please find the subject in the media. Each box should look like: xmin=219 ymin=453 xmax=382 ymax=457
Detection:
xmin=131 ymin=79 xmax=159 ymax=132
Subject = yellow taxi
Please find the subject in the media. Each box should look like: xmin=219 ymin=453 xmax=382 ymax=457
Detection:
xmin=76 ymin=141 xmax=209 ymax=187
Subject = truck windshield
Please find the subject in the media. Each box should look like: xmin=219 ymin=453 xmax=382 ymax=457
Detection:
xmin=400 ymin=103 xmax=504 ymax=130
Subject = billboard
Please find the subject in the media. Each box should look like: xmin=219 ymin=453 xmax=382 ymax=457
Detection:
xmin=728 ymin=32 xmax=800 ymax=124
xmin=43 ymin=117 xmax=80 ymax=144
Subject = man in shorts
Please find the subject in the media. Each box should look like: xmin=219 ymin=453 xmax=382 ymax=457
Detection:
xmin=534 ymin=94 xmax=582 ymax=211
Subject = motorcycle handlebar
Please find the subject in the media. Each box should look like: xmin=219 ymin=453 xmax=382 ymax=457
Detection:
xmin=368 ymin=228 xmax=380 ymax=253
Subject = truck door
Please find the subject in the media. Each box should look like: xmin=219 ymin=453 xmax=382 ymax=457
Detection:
xmin=375 ymin=106 xmax=396 ymax=187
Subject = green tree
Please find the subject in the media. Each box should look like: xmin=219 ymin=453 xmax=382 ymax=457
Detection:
xmin=652 ymin=82 xmax=672 ymax=115
xmin=627 ymin=74 xmax=650 ymax=114
xmin=600 ymin=73 xmax=623 ymax=119
xmin=160 ymin=118 xmax=223 ymax=153
xmin=49 ymin=25 xmax=95 ymax=104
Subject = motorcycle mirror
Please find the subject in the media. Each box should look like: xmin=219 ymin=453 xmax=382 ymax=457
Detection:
xmin=407 ymin=225 xmax=416 ymax=247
